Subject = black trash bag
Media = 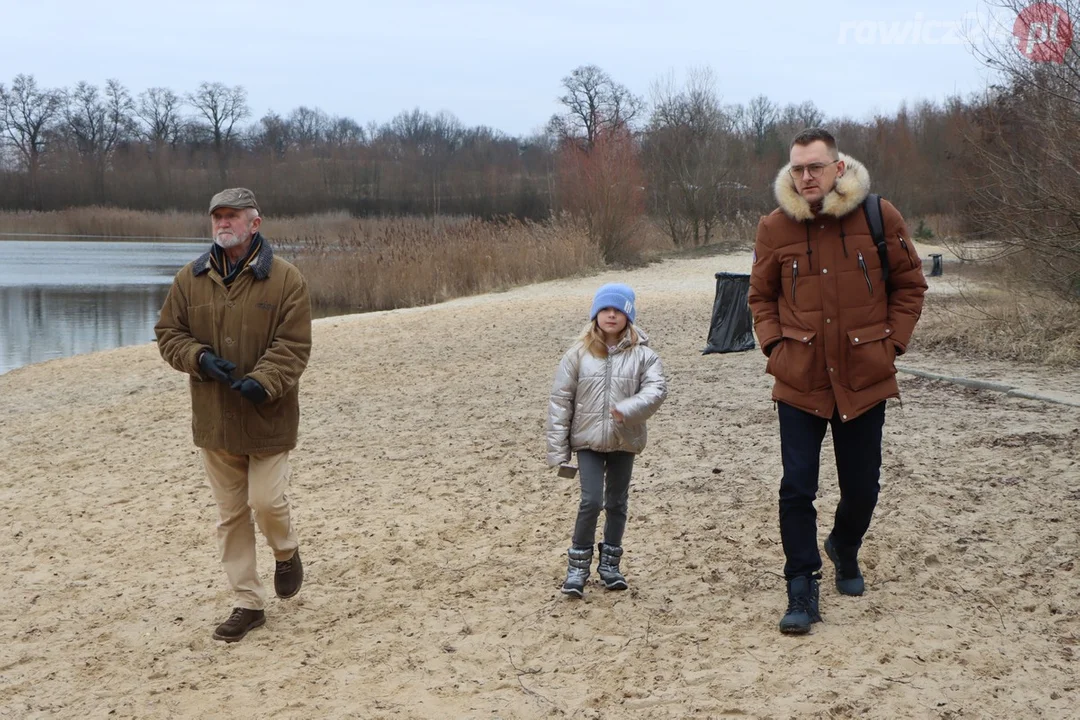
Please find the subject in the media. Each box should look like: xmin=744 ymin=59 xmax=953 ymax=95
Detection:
xmin=703 ymin=272 xmax=756 ymax=354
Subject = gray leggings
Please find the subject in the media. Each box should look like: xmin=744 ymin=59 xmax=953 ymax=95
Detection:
xmin=571 ymin=450 xmax=635 ymax=548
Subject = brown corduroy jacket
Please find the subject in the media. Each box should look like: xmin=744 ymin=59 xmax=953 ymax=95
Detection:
xmin=748 ymin=155 xmax=927 ymax=421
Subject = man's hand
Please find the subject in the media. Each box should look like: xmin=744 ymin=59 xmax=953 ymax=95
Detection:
xmin=199 ymin=350 xmax=236 ymax=384
xmin=611 ymin=408 xmax=624 ymax=423
xmin=765 ymin=341 xmax=779 ymax=357
xmin=231 ymin=377 xmax=268 ymax=405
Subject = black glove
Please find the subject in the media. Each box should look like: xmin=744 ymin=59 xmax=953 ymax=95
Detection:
xmin=231 ymin=377 xmax=268 ymax=405
xmin=199 ymin=350 xmax=236 ymax=384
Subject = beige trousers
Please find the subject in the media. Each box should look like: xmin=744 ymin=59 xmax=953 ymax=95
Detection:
xmin=201 ymin=449 xmax=298 ymax=610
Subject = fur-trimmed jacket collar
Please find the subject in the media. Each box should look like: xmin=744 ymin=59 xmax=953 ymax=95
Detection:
xmin=773 ymin=153 xmax=871 ymax=222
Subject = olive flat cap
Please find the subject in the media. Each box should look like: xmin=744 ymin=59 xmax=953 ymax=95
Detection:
xmin=209 ymin=187 xmax=260 ymax=214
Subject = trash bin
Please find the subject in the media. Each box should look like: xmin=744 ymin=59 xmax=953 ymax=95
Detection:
xmin=929 ymin=253 xmax=943 ymax=277
xmin=703 ymin=272 xmax=756 ymax=354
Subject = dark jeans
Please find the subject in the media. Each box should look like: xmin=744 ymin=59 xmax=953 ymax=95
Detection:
xmin=778 ymin=401 xmax=886 ymax=579
xmin=571 ymin=450 xmax=635 ymax=548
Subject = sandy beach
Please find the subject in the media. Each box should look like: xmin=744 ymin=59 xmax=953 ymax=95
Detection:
xmin=2 ymin=250 xmax=1078 ymax=719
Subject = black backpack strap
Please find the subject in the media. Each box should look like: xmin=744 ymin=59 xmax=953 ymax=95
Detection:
xmin=862 ymin=192 xmax=890 ymax=286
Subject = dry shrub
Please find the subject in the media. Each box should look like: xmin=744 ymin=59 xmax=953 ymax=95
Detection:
xmin=918 ymin=256 xmax=1079 ymax=367
xmin=0 ymin=207 xmax=207 ymax=238
xmin=284 ymin=214 xmax=601 ymax=313
xmin=556 ymin=128 xmax=646 ymax=263
xmin=919 ymin=214 xmax=964 ymax=241
xmin=0 ymin=207 xmax=606 ymax=314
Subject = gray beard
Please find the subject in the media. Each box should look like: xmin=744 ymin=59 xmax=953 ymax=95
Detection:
xmin=214 ymin=231 xmax=246 ymax=249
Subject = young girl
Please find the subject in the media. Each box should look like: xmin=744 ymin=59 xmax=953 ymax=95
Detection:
xmin=546 ymin=283 xmax=668 ymax=598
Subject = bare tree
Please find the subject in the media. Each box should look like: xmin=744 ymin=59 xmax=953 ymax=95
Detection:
xmin=252 ymin=111 xmax=290 ymax=160
xmin=287 ymin=105 xmax=330 ymax=151
xmin=644 ymin=67 xmax=738 ymax=246
xmin=187 ymin=81 xmax=249 ymax=184
xmin=62 ymin=79 xmax=136 ymax=202
xmin=325 ymin=116 xmax=365 ymax=148
xmin=0 ymin=74 xmax=64 ymax=208
xmin=135 ymin=87 xmax=185 ymax=149
xmin=134 ymin=87 xmax=185 ymax=201
xmin=549 ymin=65 xmax=645 ymax=150
xmin=742 ymin=94 xmax=779 ymax=156
xmin=958 ymin=0 xmax=1080 ymax=297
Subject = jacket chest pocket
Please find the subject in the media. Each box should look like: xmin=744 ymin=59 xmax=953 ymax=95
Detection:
xmin=186 ymin=303 xmax=216 ymax=344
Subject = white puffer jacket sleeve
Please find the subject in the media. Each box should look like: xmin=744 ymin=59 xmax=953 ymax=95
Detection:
xmin=613 ymin=348 xmax=667 ymax=426
xmin=545 ymin=344 xmax=581 ymax=467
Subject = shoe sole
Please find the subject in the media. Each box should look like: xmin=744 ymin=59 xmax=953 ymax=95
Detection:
xmin=276 ymin=581 xmax=302 ymax=600
xmin=779 ymin=624 xmax=812 ymax=635
xmin=212 ymin=616 xmax=266 ymax=643
xmin=560 ymin=587 xmax=584 ymax=598
xmin=602 ymin=580 xmax=628 ymax=591
xmin=824 ymin=540 xmax=864 ymax=596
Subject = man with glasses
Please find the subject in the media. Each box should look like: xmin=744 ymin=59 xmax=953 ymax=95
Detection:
xmin=748 ymin=128 xmax=927 ymax=634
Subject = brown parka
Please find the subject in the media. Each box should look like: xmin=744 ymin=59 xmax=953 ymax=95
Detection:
xmin=748 ymin=154 xmax=927 ymax=421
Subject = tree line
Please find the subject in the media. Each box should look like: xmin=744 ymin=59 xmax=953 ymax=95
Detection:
xmin=0 ymin=68 xmax=968 ymax=225
xmin=2 ymin=3 xmax=1078 ymax=296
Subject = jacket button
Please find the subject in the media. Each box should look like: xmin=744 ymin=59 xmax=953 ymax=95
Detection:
xmin=802 ymin=336 xmax=808 ymax=341
xmin=227 ymin=301 xmax=235 ymax=308
xmin=225 ymin=411 xmax=234 ymax=419
xmin=829 ymin=367 xmax=834 ymax=372
xmin=886 ymin=329 xmax=891 ymax=333
xmin=842 ymin=414 xmax=848 ymax=420
xmin=854 ymin=337 xmax=859 ymax=343
xmin=826 ymin=318 xmax=831 ymax=324
xmin=822 ymin=268 xmax=828 ymax=274
xmin=225 ymin=337 xmax=234 ymax=345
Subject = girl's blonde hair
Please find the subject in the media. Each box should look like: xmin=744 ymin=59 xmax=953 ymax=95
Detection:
xmin=578 ymin=318 xmax=640 ymax=358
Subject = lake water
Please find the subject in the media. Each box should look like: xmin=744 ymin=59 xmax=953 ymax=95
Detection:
xmin=0 ymin=240 xmax=207 ymax=375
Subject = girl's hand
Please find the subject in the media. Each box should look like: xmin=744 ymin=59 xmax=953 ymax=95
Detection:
xmin=611 ymin=408 xmax=624 ymax=423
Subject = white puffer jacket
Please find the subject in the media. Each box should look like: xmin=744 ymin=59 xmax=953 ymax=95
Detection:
xmin=546 ymin=330 xmax=667 ymax=466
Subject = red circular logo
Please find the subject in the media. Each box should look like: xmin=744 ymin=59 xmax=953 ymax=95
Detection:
xmin=1014 ymin=3 xmax=1074 ymax=63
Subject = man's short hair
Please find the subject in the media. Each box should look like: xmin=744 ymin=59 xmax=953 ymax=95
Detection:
xmin=790 ymin=127 xmax=839 ymax=159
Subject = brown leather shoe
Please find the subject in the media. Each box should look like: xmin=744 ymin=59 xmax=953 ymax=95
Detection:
xmin=212 ymin=607 xmax=266 ymax=643
xmin=275 ymin=549 xmax=303 ymax=599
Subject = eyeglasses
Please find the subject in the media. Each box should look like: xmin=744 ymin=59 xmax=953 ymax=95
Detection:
xmin=789 ymin=160 xmax=838 ymax=179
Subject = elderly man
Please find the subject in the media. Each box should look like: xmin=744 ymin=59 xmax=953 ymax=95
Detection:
xmin=155 ymin=188 xmax=312 ymax=642
xmin=749 ymin=129 xmax=927 ymax=634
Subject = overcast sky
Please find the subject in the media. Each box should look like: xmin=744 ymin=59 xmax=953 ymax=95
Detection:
xmin=1 ymin=0 xmax=1018 ymax=137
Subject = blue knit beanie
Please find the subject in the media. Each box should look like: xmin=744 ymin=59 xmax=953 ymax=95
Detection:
xmin=589 ymin=283 xmax=636 ymax=324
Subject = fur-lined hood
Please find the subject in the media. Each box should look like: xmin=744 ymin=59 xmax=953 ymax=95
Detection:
xmin=773 ymin=153 xmax=871 ymax=222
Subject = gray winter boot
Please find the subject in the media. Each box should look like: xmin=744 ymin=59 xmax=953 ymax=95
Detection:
xmin=597 ymin=543 xmax=628 ymax=591
xmin=561 ymin=546 xmax=593 ymax=598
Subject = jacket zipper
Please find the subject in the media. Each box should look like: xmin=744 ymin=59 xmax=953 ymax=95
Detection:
xmin=898 ymin=236 xmax=914 ymax=267
xmin=604 ymin=353 xmax=613 ymax=447
xmin=790 ymin=259 xmax=799 ymax=306
xmin=857 ymin=250 xmax=873 ymax=296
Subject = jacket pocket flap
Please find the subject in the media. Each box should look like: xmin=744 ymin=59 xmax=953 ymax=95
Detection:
xmin=781 ymin=326 xmax=816 ymax=343
xmin=847 ymin=323 xmax=893 ymax=345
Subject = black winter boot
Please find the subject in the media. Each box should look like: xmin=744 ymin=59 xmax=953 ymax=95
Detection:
xmin=597 ymin=543 xmax=628 ymax=591
xmin=560 ymin=546 xmax=593 ymax=598
xmin=779 ymin=574 xmax=822 ymax=635
xmin=824 ymin=534 xmax=865 ymax=596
